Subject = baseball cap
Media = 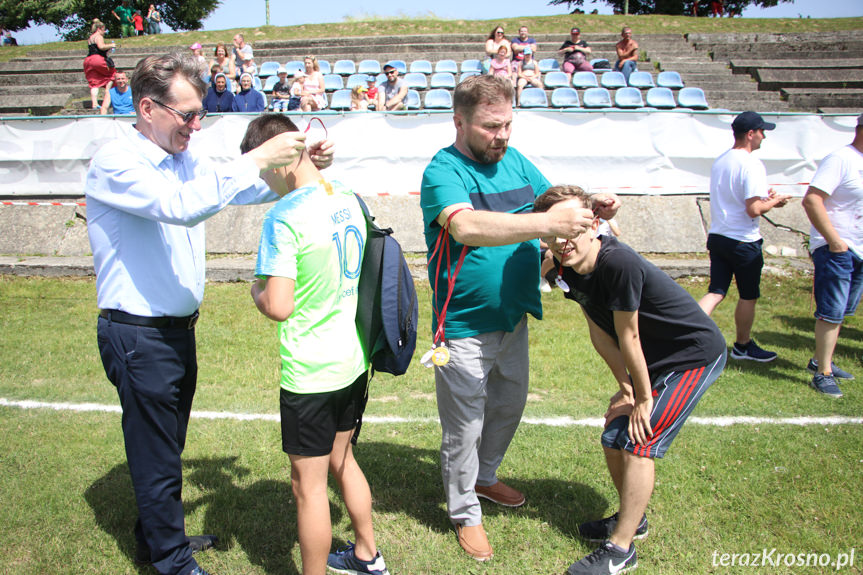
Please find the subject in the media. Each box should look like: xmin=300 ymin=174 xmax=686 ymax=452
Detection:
xmin=383 ymin=61 xmax=398 ymax=71
xmin=732 ymin=111 xmax=776 ymax=133
xmin=364 ymin=75 xmax=376 ymax=82
xmin=293 ymin=69 xmax=306 ymax=78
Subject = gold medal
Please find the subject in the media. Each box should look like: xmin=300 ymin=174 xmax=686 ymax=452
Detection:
xmin=431 ymin=345 xmax=450 ymax=366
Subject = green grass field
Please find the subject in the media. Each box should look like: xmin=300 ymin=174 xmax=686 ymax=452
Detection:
xmin=1 ymin=272 xmax=862 ymax=574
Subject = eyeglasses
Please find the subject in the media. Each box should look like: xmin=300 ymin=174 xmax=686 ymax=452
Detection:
xmin=150 ymin=98 xmax=207 ymax=124
xmin=385 ymin=70 xmax=398 ymax=75
xmin=495 ymin=30 xmax=504 ymax=35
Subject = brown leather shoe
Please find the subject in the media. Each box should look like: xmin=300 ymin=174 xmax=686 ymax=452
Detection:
xmin=456 ymin=523 xmax=493 ymax=561
xmin=475 ymin=480 xmax=526 ymax=507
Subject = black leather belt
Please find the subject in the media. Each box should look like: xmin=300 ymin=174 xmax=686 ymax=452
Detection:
xmin=99 ymin=309 xmax=199 ymax=330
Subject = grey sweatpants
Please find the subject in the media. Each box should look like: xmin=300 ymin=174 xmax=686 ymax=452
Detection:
xmin=434 ymin=316 xmax=529 ymax=526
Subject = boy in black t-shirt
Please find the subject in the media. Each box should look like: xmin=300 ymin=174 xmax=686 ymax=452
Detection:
xmin=534 ymin=185 xmax=727 ymax=575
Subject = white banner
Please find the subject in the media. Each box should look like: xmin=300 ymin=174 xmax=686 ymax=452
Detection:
xmin=0 ymin=111 xmax=857 ymax=197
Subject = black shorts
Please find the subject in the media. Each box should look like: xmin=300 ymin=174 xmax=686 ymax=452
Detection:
xmin=280 ymin=372 xmax=369 ymax=456
xmin=706 ymin=233 xmax=764 ymax=300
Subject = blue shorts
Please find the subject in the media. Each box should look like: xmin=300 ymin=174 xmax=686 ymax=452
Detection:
xmin=812 ymin=245 xmax=863 ymax=324
xmin=706 ymin=234 xmax=764 ymax=300
xmin=280 ymin=372 xmax=368 ymax=456
xmin=601 ymin=351 xmax=726 ymax=459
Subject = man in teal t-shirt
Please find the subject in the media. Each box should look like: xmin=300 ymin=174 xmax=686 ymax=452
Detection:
xmin=245 ymin=114 xmax=389 ymax=575
xmin=419 ymin=74 xmax=619 ymax=562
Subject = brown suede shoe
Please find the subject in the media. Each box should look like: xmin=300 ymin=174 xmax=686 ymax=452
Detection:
xmin=456 ymin=523 xmax=493 ymax=562
xmin=475 ymin=480 xmax=526 ymax=507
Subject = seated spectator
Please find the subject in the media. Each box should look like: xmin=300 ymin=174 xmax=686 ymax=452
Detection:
xmin=132 ymin=10 xmax=144 ymax=36
xmin=232 ymin=72 xmax=266 ymax=112
xmin=189 ymin=42 xmax=207 ymax=67
xmin=239 ymin=54 xmax=257 ymax=79
xmin=559 ymin=27 xmax=593 ymax=79
xmin=300 ymin=55 xmax=326 ymax=111
xmin=488 ymin=45 xmax=513 ymax=83
xmin=289 ymin=70 xmax=305 ymax=111
xmin=484 ymin=25 xmax=511 ymax=72
xmin=270 ymin=67 xmax=292 ymax=112
xmin=516 ymin=47 xmax=542 ymax=106
xmin=614 ymin=26 xmax=639 ymax=83
xmin=351 ymin=85 xmax=369 ymax=111
xmin=203 ymin=72 xmax=236 ymax=113
xmin=510 ymin=25 xmax=537 ymax=70
xmin=102 ymin=70 xmax=133 ymax=115
xmin=146 ymin=4 xmax=161 ymax=34
xmin=380 ymin=61 xmax=408 ymax=111
xmin=210 ymin=42 xmax=235 ymax=81
xmin=364 ymin=75 xmax=379 ymax=110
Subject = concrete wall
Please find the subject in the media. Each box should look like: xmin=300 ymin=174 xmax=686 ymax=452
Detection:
xmin=0 ymin=195 xmax=812 ymax=258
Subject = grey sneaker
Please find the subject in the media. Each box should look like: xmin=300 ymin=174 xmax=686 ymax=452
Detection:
xmin=567 ymin=541 xmax=637 ymax=575
xmin=578 ymin=512 xmax=648 ymax=543
xmin=810 ymin=373 xmax=843 ymax=398
xmin=730 ymin=339 xmax=777 ymax=362
xmin=807 ymin=358 xmax=854 ymax=380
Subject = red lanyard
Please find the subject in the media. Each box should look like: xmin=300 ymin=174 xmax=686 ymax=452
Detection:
xmin=428 ymin=208 xmax=473 ymax=345
xmin=554 ymin=239 xmax=571 ymax=292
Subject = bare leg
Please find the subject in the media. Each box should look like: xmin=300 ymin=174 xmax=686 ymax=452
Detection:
xmin=329 ymin=429 xmax=378 ymax=562
xmin=289 ymin=453 xmax=332 ymax=575
xmin=814 ymin=318 xmax=842 ymax=374
xmin=605 ymin=447 xmax=654 ymax=550
xmin=734 ymin=298 xmax=757 ymax=344
xmin=698 ymin=292 xmax=724 ymax=316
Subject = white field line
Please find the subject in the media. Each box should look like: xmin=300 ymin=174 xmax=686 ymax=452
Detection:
xmin=1 ymin=397 xmax=862 ymax=427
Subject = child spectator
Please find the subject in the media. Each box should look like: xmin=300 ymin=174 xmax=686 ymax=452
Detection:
xmin=190 ymin=42 xmax=207 ymax=67
xmin=534 ymin=185 xmax=726 ymax=575
xmin=488 ymin=45 xmax=513 ymax=83
xmin=240 ymin=54 xmax=258 ymax=80
xmin=364 ymin=75 xmax=379 ymax=110
xmin=515 ymin=46 xmax=542 ymax=106
xmin=243 ymin=113 xmax=390 ymax=575
xmin=270 ymin=68 xmax=292 ymax=112
xmin=288 ymin=70 xmax=305 ymax=111
xmin=351 ymin=85 xmax=369 ymax=111
xmin=132 ymin=10 xmax=144 ymax=36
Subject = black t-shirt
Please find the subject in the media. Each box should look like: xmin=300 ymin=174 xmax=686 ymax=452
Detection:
xmin=557 ymin=236 xmax=725 ymax=380
xmin=271 ymin=80 xmax=291 ymax=99
xmin=559 ymin=39 xmax=589 ymax=64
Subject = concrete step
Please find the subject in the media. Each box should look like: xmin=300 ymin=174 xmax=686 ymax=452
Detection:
xmin=730 ymin=58 xmax=863 ymax=73
xmin=0 ymin=84 xmax=89 ymax=97
xmin=0 ymin=93 xmax=70 ymax=115
xmin=755 ymin=68 xmax=863 ymax=90
xmin=780 ymin=87 xmax=863 ymax=109
xmin=0 ymin=72 xmax=86 ymax=86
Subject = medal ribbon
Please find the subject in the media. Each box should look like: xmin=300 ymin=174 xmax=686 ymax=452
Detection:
xmin=428 ymin=208 xmax=473 ymax=346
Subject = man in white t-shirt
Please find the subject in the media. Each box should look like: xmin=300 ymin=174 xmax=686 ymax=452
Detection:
xmin=801 ymin=113 xmax=863 ymax=398
xmin=698 ymin=111 xmax=791 ymax=362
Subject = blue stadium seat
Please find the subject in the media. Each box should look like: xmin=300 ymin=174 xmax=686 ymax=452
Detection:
xmin=590 ymin=58 xmax=611 ymax=71
xmin=410 ymin=60 xmax=433 ymax=75
xmin=582 ymin=87 xmax=612 ymax=108
xmin=323 ymin=74 xmax=344 ymax=91
xmin=572 ymin=71 xmax=598 ymax=89
xmin=614 ymin=87 xmax=644 ymax=108
xmin=258 ymin=61 xmax=280 ymax=77
xmin=333 ymin=60 xmax=356 ymax=76
xmin=538 ymin=58 xmax=560 ymax=73
xmin=284 ymin=60 xmax=305 ymax=75
xmin=628 ymin=71 xmax=655 ymax=88
xmin=253 ymin=76 xmax=262 ymax=91
xmin=317 ymin=60 xmax=331 ymax=74
xmin=544 ymin=71 xmax=570 ymax=88
xmin=435 ymin=59 xmax=459 ymax=74
xmin=329 ymin=89 xmax=351 ymax=110
xmin=519 ymin=87 xmax=548 ymax=108
xmin=346 ymin=74 xmax=368 ymax=89
xmin=358 ymin=59 xmax=381 ymax=75
xmin=600 ymin=71 xmax=627 ymax=89
xmin=678 ymin=87 xmax=709 ymax=109
xmin=645 ymin=87 xmax=676 ymax=109
xmin=424 ymin=89 xmax=453 ymax=109
xmin=375 ymin=73 xmax=386 ymax=85
xmin=461 ymin=59 xmax=483 ymax=73
xmin=263 ymin=75 xmax=279 ymax=92
xmin=403 ymin=72 xmax=428 ymax=89
xmin=405 ymin=89 xmax=421 ymax=110
xmin=657 ymin=71 xmax=684 ymax=89
xmin=430 ymin=72 xmax=456 ymax=89
xmin=459 ymin=71 xmax=481 ymax=83
xmin=551 ymin=87 xmax=580 ymax=108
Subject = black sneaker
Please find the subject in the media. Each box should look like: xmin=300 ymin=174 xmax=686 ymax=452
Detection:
xmin=135 ymin=535 xmax=219 ymax=565
xmin=567 ymin=541 xmax=638 ymax=575
xmin=730 ymin=339 xmax=777 ymax=362
xmin=578 ymin=512 xmax=648 ymax=543
xmin=807 ymin=358 xmax=854 ymax=380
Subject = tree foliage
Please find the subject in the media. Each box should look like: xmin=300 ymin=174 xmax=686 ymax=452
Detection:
xmin=0 ymin=0 xmax=221 ymax=41
xmin=547 ymin=0 xmax=793 ymax=17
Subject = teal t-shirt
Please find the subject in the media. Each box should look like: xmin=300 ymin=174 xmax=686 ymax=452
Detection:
xmin=255 ymin=180 xmax=369 ymax=393
xmin=420 ymin=145 xmax=551 ymax=339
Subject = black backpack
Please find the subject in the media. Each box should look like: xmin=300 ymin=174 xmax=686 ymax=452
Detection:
xmin=354 ymin=195 xmax=418 ymax=376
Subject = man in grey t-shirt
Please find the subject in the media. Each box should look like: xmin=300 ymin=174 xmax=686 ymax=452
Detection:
xmin=380 ymin=61 xmax=408 ymax=111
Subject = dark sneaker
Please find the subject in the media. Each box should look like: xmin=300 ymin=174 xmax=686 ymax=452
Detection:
xmin=567 ymin=541 xmax=638 ymax=575
xmin=327 ymin=542 xmax=389 ymax=575
xmin=807 ymin=358 xmax=854 ymax=380
xmin=188 ymin=568 xmax=211 ymax=575
xmin=578 ymin=512 xmax=648 ymax=543
xmin=136 ymin=535 xmax=219 ymax=565
xmin=810 ymin=373 xmax=843 ymax=398
xmin=730 ymin=339 xmax=777 ymax=362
